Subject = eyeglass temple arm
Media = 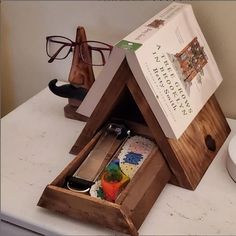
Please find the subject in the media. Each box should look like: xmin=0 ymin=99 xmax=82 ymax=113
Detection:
xmin=89 ymin=46 xmax=113 ymax=65
xmin=48 ymin=38 xmax=72 ymax=45
xmin=48 ymin=44 xmax=70 ymax=63
xmin=89 ymin=45 xmax=113 ymax=51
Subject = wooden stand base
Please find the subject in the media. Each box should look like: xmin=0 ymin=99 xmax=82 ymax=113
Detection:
xmin=64 ymin=104 xmax=88 ymax=122
xmin=38 ymin=127 xmax=171 ymax=236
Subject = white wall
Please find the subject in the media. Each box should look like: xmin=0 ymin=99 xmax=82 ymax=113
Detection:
xmin=1 ymin=1 xmax=236 ymax=118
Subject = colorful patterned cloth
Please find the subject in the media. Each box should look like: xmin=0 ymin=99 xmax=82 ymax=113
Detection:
xmin=118 ymin=136 xmax=155 ymax=178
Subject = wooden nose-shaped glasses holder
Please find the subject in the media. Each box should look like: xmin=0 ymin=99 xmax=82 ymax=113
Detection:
xmin=63 ymin=26 xmax=95 ymax=122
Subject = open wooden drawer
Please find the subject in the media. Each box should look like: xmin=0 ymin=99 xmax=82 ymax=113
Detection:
xmin=38 ymin=59 xmax=230 ymax=235
xmin=38 ymin=123 xmax=171 ymax=236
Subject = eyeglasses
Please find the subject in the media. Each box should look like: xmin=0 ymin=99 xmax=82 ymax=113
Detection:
xmin=46 ymin=35 xmax=113 ymax=66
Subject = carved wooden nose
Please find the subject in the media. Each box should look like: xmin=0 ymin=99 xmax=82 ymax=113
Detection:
xmin=205 ymin=135 xmax=216 ymax=152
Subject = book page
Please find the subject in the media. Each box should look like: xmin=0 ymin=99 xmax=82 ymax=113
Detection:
xmin=77 ymin=47 xmax=125 ymax=117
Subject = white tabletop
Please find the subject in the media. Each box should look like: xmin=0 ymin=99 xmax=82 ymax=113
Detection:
xmin=1 ymin=87 xmax=236 ymax=235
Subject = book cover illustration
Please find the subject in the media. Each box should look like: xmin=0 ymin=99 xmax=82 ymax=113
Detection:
xmin=174 ymin=37 xmax=208 ymax=83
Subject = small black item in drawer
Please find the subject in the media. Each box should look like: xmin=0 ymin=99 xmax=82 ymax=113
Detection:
xmin=67 ymin=176 xmax=94 ymax=193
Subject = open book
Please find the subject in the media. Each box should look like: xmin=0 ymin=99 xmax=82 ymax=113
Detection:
xmin=77 ymin=2 xmax=223 ymax=139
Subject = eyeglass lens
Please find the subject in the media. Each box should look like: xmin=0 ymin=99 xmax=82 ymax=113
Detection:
xmin=47 ymin=36 xmax=112 ymax=66
xmin=47 ymin=36 xmax=72 ymax=59
xmin=80 ymin=41 xmax=112 ymax=66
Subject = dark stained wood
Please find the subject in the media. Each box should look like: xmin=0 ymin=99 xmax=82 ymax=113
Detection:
xmin=70 ymin=59 xmax=130 ymax=155
xmin=111 ymin=118 xmax=153 ymax=139
xmin=127 ymin=73 xmax=230 ymax=189
xmin=39 ymin=56 xmax=230 ymax=235
xmin=70 ymin=59 xmax=230 ymax=189
xmin=126 ymin=75 xmax=190 ymax=188
xmin=39 ymin=134 xmax=170 ymax=236
xmin=120 ymin=207 xmax=139 ymax=236
xmin=38 ymin=185 xmax=137 ymax=235
xmin=68 ymin=26 xmax=95 ymax=89
xmin=167 ymin=95 xmax=230 ymax=189
xmin=64 ymin=104 xmax=89 ymax=122
xmin=116 ymin=147 xmax=167 ymax=204
xmin=67 ymin=98 xmax=82 ymax=107
xmin=119 ymin=147 xmax=171 ymax=229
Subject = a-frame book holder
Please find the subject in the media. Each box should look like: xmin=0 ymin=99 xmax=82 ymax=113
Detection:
xmin=38 ymin=3 xmax=231 ymax=235
xmin=38 ymin=58 xmax=230 ymax=235
xmin=69 ymin=58 xmax=230 ymax=189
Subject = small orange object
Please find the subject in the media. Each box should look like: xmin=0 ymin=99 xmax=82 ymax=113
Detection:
xmin=101 ymin=172 xmax=129 ymax=202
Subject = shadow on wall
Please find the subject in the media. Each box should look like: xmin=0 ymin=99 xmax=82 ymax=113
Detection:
xmin=1 ymin=16 xmax=15 ymax=118
xmin=1 ymin=1 xmax=236 ymax=119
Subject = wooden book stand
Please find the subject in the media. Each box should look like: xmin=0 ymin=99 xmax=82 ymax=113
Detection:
xmin=69 ymin=59 xmax=230 ymax=190
xmin=38 ymin=58 xmax=230 ymax=235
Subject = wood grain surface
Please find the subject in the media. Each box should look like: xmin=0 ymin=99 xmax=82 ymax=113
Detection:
xmin=70 ymin=59 xmax=230 ymax=189
xmin=39 ymin=58 xmax=230 ymax=236
xmin=38 ymin=185 xmax=136 ymax=235
xmin=68 ymin=26 xmax=95 ymax=89
xmin=70 ymin=59 xmax=129 ymax=154
xmin=39 ymin=134 xmax=170 ymax=235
